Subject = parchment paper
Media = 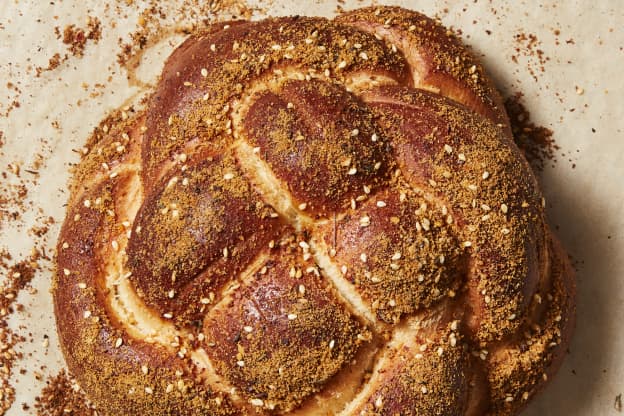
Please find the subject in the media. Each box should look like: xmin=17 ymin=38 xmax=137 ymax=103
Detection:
xmin=1 ymin=1 xmax=622 ymax=414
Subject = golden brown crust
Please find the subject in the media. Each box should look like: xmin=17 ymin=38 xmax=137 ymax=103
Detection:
xmin=54 ymin=6 xmax=574 ymax=416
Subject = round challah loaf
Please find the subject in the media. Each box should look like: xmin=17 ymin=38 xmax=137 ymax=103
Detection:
xmin=54 ymin=6 xmax=575 ymax=415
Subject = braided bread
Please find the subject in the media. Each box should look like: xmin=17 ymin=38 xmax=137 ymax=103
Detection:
xmin=54 ymin=6 xmax=575 ymax=415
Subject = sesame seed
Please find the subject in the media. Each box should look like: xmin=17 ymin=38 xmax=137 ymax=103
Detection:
xmin=347 ymin=167 xmax=358 ymax=175
xmin=351 ymin=128 xmax=359 ymax=136
xmin=508 ymin=313 xmax=517 ymax=320
xmin=83 ymin=199 xmax=91 ymax=208
xmin=462 ymin=241 xmax=473 ymax=247
xmin=437 ymin=347 xmax=444 ymax=356
xmin=522 ymin=392 xmax=529 ymax=400
xmin=250 ymin=398 xmax=264 ymax=407
xmin=141 ymin=365 xmax=149 ymax=375
xmin=329 ymin=339 xmax=335 ymax=349
xmin=359 ymin=216 xmax=370 ymax=227
xmin=409 ymin=24 xmax=416 ymax=31
xmin=359 ymin=51 xmax=369 ymax=60
xmin=458 ymin=153 xmax=466 ymax=161
xmin=501 ymin=227 xmax=511 ymax=235
xmin=271 ymin=44 xmax=281 ymax=51
xmin=298 ymin=284 xmax=306 ymax=295
xmin=78 ymin=282 xmax=87 ymax=289
xmin=298 ymin=202 xmax=307 ymax=210
xmin=163 ymin=313 xmax=173 ymax=319
xmin=390 ymin=263 xmax=400 ymax=270
xmin=201 ymin=68 xmax=208 ymax=77
xmin=168 ymin=290 xmax=175 ymax=299
xmin=482 ymin=171 xmax=490 ymax=180
xmin=337 ymin=60 xmax=347 ymax=69
xmin=111 ymin=240 xmax=119 ymax=251
xmin=371 ymin=133 xmax=378 ymax=142
xmin=83 ymin=310 xmax=91 ymax=319
xmin=501 ymin=203 xmax=509 ymax=214
xmin=243 ymin=326 xmax=253 ymax=333
xmin=166 ymin=384 xmax=174 ymax=393
xmin=360 ymin=253 xmax=367 ymax=262
xmin=505 ymin=396 xmax=514 ymax=402
xmin=63 ymin=268 xmax=71 ymax=276
xmin=391 ymin=252 xmax=402 ymax=260
xmin=421 ymin=218 xmax=431 ymax=231
xmin=115 ymin=338 xmax=123 ymax=348
xmin=237 ymin=360 xmax=245 ymax=367
xmin=439 ymin=254 xmax=445 ymax=264
xmin=375 ymin=396 xmax=383 ymax=408
xmin=287 ymin=313 xmax=298 ymax=320
xmin=376 ymin=201 xmax=386 ymax=207
xmin=62 ymin=242 xmax=69 ymax=249
xmin=363 ymin=185 xmax=371 ymax=194
xmin=421 ymin=386 xmax=428 ymax=394
xmin=341 ymin=265 xmax=348 ymax=275
xmin=145 ymin=387 xmax=153 ymax=395
xmin=223 ymin=172 xmax=234 ymax=180
xmin=167 ymin=176 xmax=178 ymax=188
xmin=299 ymin=241 xmax=310 ymax=250
xmin=444 ymin=144 xmax=453 ymax=153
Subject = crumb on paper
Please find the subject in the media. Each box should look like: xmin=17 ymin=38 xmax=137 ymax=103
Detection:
xmin=616 ymin=394 xmax=622 ymax=412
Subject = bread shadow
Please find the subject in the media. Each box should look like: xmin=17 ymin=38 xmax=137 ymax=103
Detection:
xmin=521 ymin=168 xmax=614 ymax=415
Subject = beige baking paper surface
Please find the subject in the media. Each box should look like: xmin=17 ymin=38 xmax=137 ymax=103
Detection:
xmin=1 ymin=0 xmax=622 ymax=414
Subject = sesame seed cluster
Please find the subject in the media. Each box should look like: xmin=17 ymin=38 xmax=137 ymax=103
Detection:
xmin=54 ymin=6 xmax=575 ymax=416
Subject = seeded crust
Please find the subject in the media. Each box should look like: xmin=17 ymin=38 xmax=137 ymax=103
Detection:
xmin=54 ymin=6 xmax=575 ymax=416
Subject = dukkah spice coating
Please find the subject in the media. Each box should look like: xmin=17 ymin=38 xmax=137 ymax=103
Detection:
xmin=54 ymin=6 xmax=575 ymax=416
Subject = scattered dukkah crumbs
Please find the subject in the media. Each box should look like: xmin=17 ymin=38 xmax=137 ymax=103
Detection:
xmin=0 ymin=254 xmax=41 ymax=414
xmin=505 ymin=92 xmax=559 ymax=172
xmin=60 ymin=16 xmax=102 ymax=57
xmin=34 ymin=371 xmax=96 ymax=416
xmin=36 ymin=16 xmax=102 ymax=76
xmin=35 ymin=53 xmax=64 ymax=77
xmin=616 ymin=394 xmax=623 ymax=412
xmin=511 ymin=31 xmax=550 ymax=81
